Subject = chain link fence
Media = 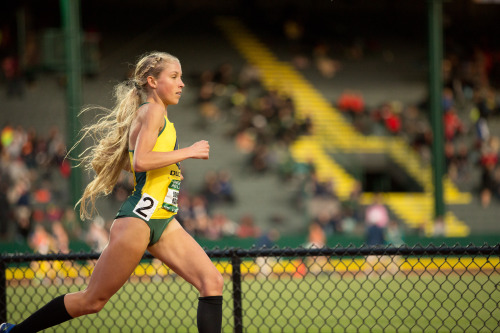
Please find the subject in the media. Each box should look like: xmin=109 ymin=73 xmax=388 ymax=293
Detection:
xmin=1 ymin=244 xmax=499 ymax=332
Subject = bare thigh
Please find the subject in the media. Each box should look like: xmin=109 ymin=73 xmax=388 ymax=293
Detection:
xmin=147 ymin=219 xmax=223 ymax=296
xmin=65 ymin=218 xmax=150 ymax=317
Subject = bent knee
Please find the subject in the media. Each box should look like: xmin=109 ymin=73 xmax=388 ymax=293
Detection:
xmin=200 ymin=270 xmax=224 ymax=296
xmin=81 ymin=297 xmax=109 ymax=315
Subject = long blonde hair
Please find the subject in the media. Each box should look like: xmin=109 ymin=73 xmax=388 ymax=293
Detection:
xmin=73 ymin=51 xmax=179 ymax=220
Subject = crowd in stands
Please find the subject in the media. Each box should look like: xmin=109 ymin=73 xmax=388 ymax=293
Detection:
xmin=334 ymin=41 xmax=500 ymax=208
xmin=264 ymin=15 xmax=500 ymax=245
xmin=0 ymin=122 xmax=243 ymax=250
xmin=0 ymin=58 xmax=386 ymax=251
xmin=280 ymin=13 xmax=500 ymax=209
xmin=0 ymin=124 xmax=76 ymax=250
xmin=196 ymin=62 xmax=312 ymax=177
xmin=187 ymin=61 xmax=392 ymax=244
xmin=193 ymin=61 xmax=408 ymax=245
xmin=4 ymin=52 xmax=496 ymax=253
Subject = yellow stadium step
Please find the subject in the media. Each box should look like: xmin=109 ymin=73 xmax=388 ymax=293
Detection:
xmin=291 ymin=137 xmax=357 ymax=200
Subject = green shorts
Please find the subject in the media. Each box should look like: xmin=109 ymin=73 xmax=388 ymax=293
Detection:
xmin=115 ymin=214 xmax=175 ymax=246
xmin=116 ymin=198 xmax=175 ymax=246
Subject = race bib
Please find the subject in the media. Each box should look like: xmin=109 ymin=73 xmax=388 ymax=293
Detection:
xmin=133 ymin=193 xmax=159 ymax=221
xmin=162 ymin=179 xmax=181 ymax=213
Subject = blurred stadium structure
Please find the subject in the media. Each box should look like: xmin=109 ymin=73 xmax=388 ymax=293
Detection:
xmin=1 ymin=1 xmax=500 ymax=246
xmin=1 ymin=245 xmax=499 ymax=332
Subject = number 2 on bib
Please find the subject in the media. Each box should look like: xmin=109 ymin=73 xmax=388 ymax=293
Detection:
xmin=133 ymin=193 xmax=159 ymax=221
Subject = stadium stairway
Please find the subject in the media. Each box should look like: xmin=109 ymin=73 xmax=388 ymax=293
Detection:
xmin=215 ymin=16 xmax=472 ymax=237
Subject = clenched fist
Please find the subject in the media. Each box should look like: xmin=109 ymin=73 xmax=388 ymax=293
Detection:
xmin=189 ymin=140 xmax=210 ymax=159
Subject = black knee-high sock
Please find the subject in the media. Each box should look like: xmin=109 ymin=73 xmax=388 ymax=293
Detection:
xmin=197 ymin=296 xmax=223 ymax=333
xmin=12 ymin=294 xmax=73 ymax=333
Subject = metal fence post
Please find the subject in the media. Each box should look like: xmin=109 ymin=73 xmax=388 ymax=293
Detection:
xmin=0 ymin=256 xmax=6 ymax=323
xmin=231 ymin=250 xmax=243 ymax=333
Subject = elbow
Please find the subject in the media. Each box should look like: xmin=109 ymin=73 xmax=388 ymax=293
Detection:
xmin=133 ymin=157 xmax=147 ymax=172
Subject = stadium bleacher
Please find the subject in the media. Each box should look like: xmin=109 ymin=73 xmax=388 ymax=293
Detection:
xmin=1 ymin=4 xmax=499 ymax=252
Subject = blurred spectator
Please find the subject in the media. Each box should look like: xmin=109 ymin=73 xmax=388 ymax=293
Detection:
xmin=339 ymin=207 xmax=357 ymax=235
xmin=476 ymin=88 xmax=497 ymax=120
xmin=273 ymin=140 xmax=297 ymax=181
xmin=201 ymin=170 xmax=236 ymax=206
xmin=441 ymin=86 xmax=454 ymax=110
xmin=198 ymin=101 xmax=221 ymax=128
xmin=386 ymin=220 xmax=404 ymax=247
xmin=237 ymin=64 xmax=261 ymax=88
xmin=177 ymin=193 xmax=194 ymax=232
xmin=473 ymin=115 xmax=490 ymax=143
xmin=305 ymin=221 xmax=326 ymax=248
xmin=445 ymin=141 xmax=456 ymax=170
xmin=255 ymin=228 xmax=281 ymax=278
xmin=29 ymin=224 xmax=56 ymax=254
xmin=433 ymin=216 xmax=446 ymax=237
xmin=337 ymin=90 xmax=365 ymax=117
xmin=191 ymin=195 xmax=211 ymax=236
xmin=452 ymin=141 xmax=471 ymax=183
xmin=46 ymin=204 xmax=63 ymax=224
xmin=217 ymin=170 xmax=235 ymax=203
xmin=51 ymin=221 xmax=69 ymax=253
xmin=385 ymin=219 xmax=405 ymax=274
xmin=204 ymin=215 xmax=223 ymax=240
xmin=306 ymin=170 xmax=337 ymax=199
xmin=303 ymin=219 xmax=328 ymax=276
xmin=249 ymin=144 xmax=270 ymax=173
xmin=313 ymin=42 xmax=341 ymax=78
xmin=206 ymin=211 xmax=237 ymax=240
xmin=305 ymin=169 xmax=342 ymax=234
xmin=443 ymin=107 xmax=465 ymax=142
xmin=382 ymin=103 xmax=402 ymax=135
xmin=33 ymin=180 xmax=52 ymax=205
xmin=13 ymin=206 xmax=32 ymax=241
xmin=236 ymin=214 xmax=261 ymax=238
xmin=7 ymin=177 xmax=32 ymax=240
xmin=235 ymin=127 xmax=257 ymax=154
xmin=316 ymin=209 xmax=341 ymax=236
xmin=479 ymin=136 xmax=499 ymax=208
xmin=411 ymin=119 xmax=433 ymax=163
xmin=342 ymin=181 xmax=363 ymax=223
xmin=364 ymin=193 xmax=389 ymax=246
xmin=339 ymin=183 xmax=364 ymax=236
xmin=256 ymin=228 xmax=281 ymax=248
